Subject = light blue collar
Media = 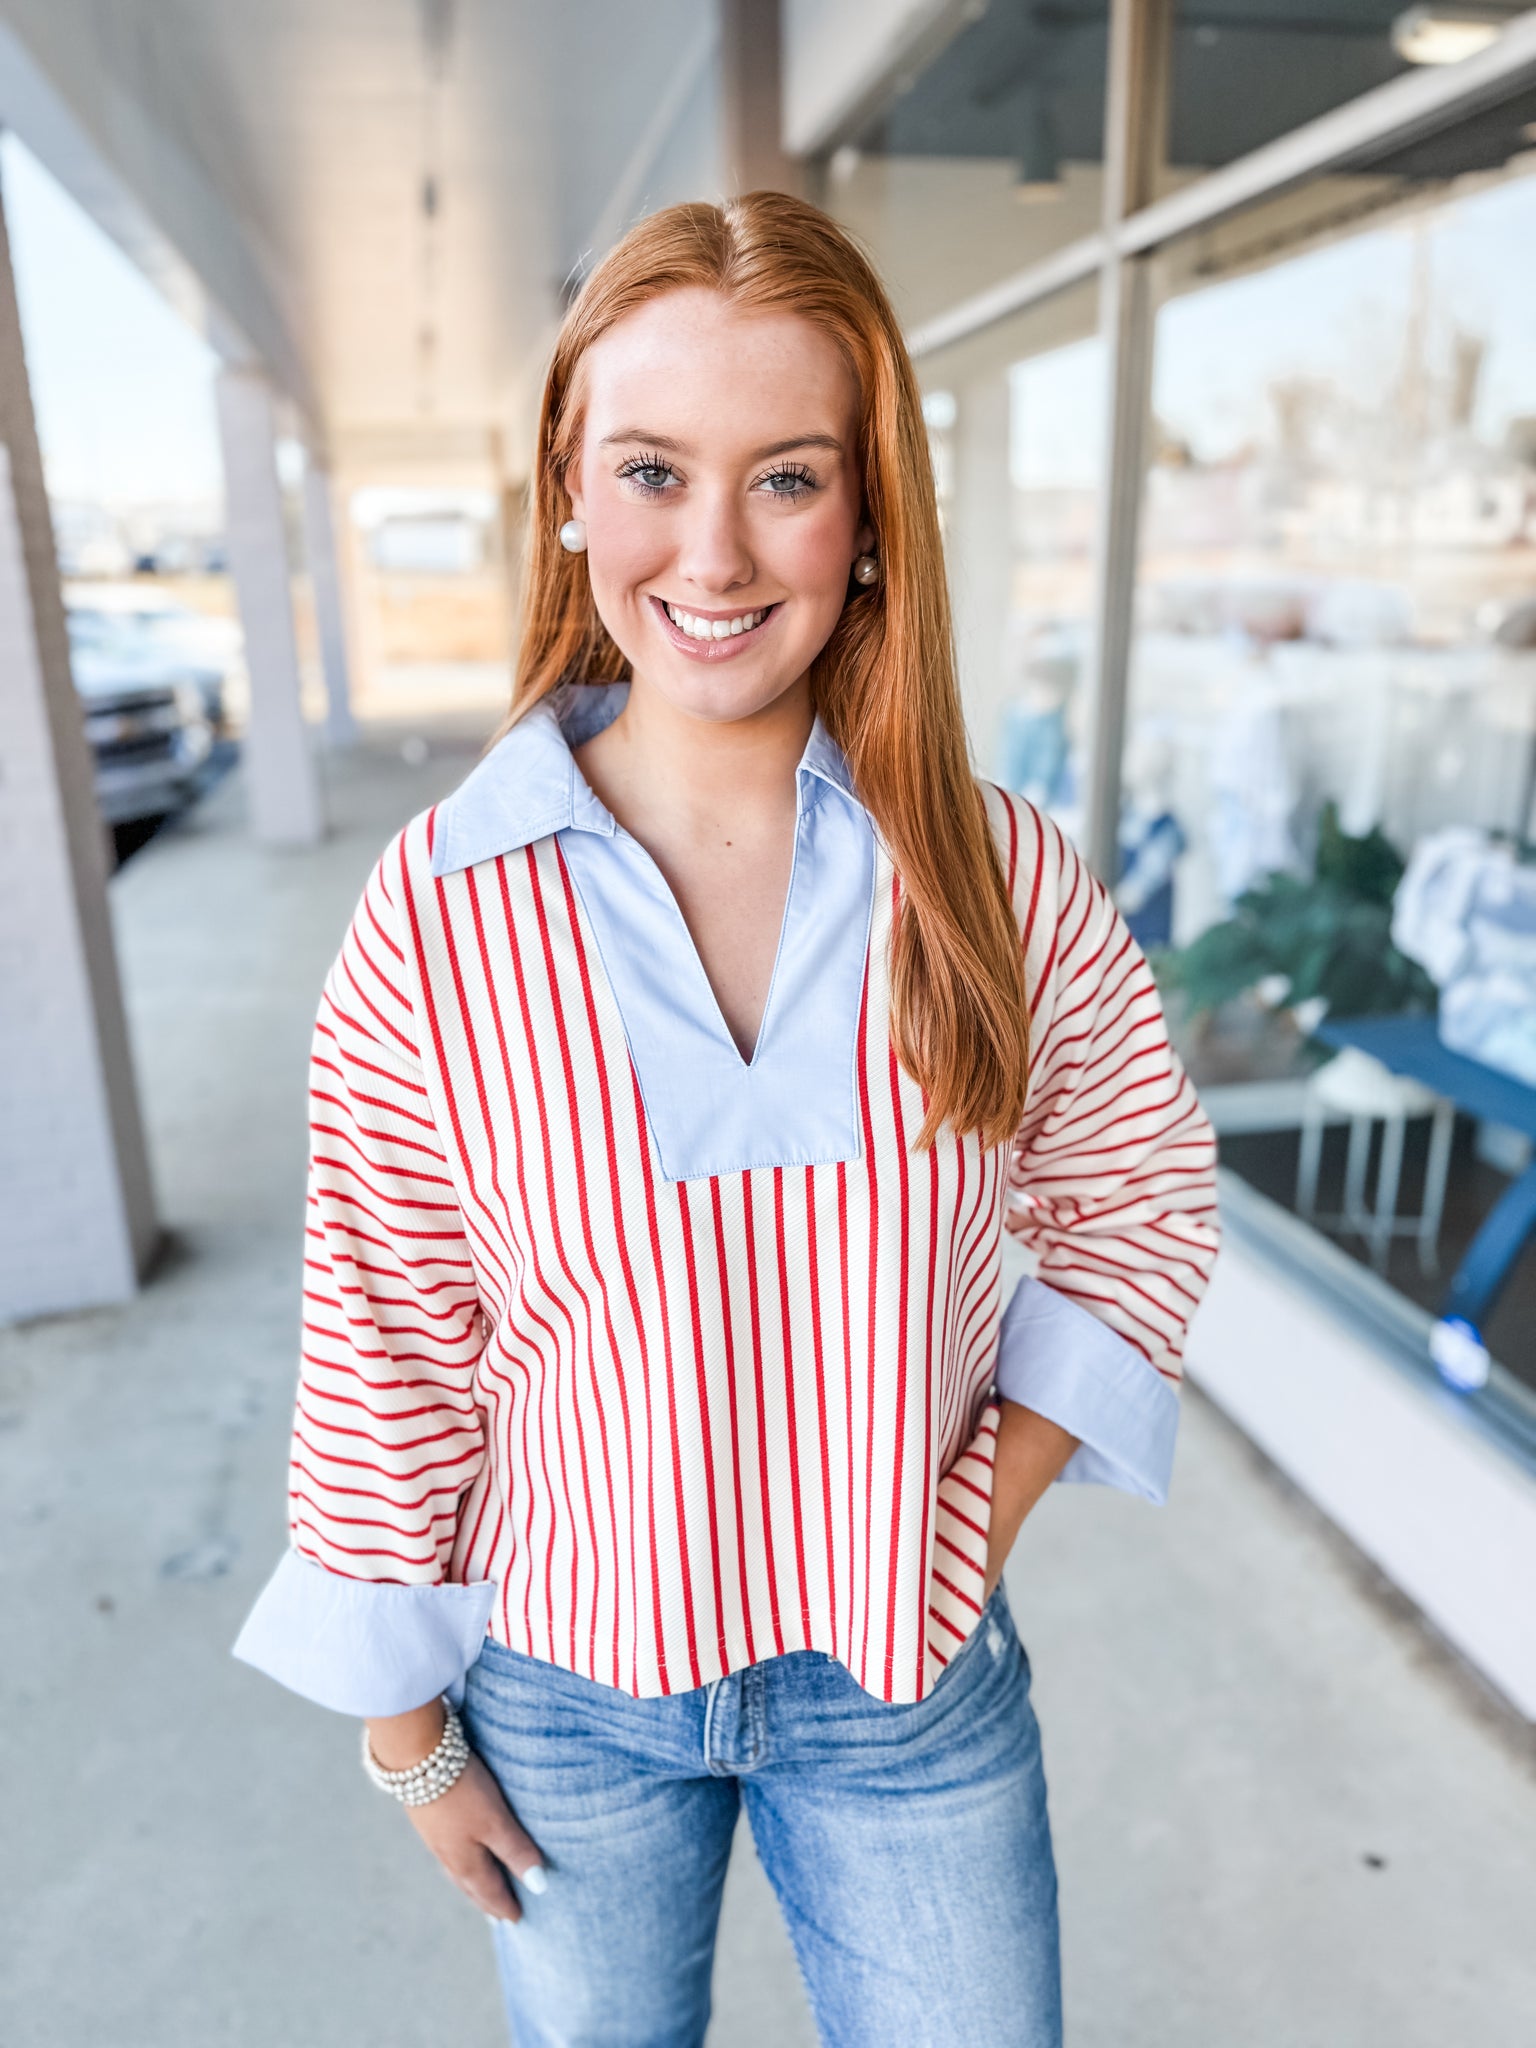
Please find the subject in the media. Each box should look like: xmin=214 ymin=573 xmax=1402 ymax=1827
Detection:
xmin=430 ymin=680 xmax=864 ymax=877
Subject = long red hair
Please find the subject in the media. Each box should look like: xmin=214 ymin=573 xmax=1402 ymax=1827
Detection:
xmin=494 ymin=190 xmax=1029 ymax=1151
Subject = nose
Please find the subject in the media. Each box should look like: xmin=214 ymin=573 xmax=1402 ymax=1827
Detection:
xmin=671 ymin=480 xmax=754 ymax=597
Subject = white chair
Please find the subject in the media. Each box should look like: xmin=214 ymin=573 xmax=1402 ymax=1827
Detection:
xmin=1296 ymin=1047 xmax=1455 ymax=1275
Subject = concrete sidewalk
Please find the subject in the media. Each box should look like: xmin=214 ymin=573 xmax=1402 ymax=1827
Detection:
xmin=2 ymin=720 xmax=1533 ymax=2047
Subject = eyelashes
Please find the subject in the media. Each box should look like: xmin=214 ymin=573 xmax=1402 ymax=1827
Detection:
xmin=615 ymin=451 xmax=676 ymax=499
xmin=613 ymin=452 xmax=822 ymax=503
xmin=757 ymin=460 xmax=818 ymax=500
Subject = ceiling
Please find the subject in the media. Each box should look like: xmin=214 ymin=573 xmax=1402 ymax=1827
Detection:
xmin=0 ymin=0 xmax=721 ymax=479
xmin=852 ymin=1 xmax=1531 ymax=172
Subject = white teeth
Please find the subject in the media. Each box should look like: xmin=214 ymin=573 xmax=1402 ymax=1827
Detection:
xmin=664 ymin=602 xmax=769 ymax=639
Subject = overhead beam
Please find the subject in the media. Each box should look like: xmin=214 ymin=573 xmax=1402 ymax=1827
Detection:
xmin=907 ymin=231 xmax=1104 ymax=360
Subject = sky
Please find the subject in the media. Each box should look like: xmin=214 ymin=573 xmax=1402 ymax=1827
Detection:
xmin=3 ymin=133 xmax=222 ymax=510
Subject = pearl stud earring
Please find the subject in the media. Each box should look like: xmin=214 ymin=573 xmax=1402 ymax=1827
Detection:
xmin=853 ymin=553 xmax=879 ymax=586
xmin=559 ymin=518 xmax=588 ymax=553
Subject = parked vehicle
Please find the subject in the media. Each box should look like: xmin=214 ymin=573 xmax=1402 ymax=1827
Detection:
xmin=63 ymin=583 xmax=244 ymax=735
xmin=67 ymin=610 xmax=215 ymax=827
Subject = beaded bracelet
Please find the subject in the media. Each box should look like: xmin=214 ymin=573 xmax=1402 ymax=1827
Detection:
xmin=361 ymin=1697 xmax=472 ymax=1806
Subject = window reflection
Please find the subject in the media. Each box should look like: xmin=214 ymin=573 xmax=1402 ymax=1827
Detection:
xmin=998 ymin=339 xmax=1104 ymax=825
xmin=918 ymin=283 xmax=1106 ymax=828
xmin=1132 ymin=163 xmax=1536 ymax=1378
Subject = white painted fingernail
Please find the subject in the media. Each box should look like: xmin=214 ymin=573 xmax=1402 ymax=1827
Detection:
xmin=522 ymin=1863 xmax=548 ymax=1896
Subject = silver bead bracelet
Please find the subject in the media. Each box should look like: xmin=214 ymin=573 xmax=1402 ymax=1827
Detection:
xmin=361 ymin=1697 xmax=472 ymax=1806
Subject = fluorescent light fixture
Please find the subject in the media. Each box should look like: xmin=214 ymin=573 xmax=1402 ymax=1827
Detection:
xmin=1390 ymin=5 xmax=1516 ymax=65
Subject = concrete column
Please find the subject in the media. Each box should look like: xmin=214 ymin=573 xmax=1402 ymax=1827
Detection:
xmin=720 ymin=0 xmax=802 ymax=196
xmin=301 ymin=461 xmax=357 ymax=749
xmin=499 ymin=474 xmax=529 ymax=665
xmin=215 ymin=370 xmax=324 ymax=844
xmin=949 ymin=368 xmax=1014 ymax=779
xmin=0 ymin=183 xmax=158 ymax=1320
xmin=335 ymin=488 xmax=381 ymax=708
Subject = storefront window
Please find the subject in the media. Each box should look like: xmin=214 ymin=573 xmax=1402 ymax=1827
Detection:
xmin=917 ymin=283 xmax=1103 ymax=799
xmin=1129 ymin=157 xmax=1536 ymax=1387
xmin=994 ymin=334 xmax=1106 ymax=828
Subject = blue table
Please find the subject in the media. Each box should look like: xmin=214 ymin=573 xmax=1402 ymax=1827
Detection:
xmin=1313 ymin=1014 xmax=1536 ymax=1336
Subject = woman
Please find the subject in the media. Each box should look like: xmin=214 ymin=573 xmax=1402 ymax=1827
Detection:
xmin=234 ymin=191 xmax=1219 ymax=2047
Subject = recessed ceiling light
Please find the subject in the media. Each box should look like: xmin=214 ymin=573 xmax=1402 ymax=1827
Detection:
xmin=1391 ymin=5 xmax=1517 ymax=65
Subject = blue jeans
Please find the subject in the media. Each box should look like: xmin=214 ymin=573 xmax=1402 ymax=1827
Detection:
xmin=460 ymin=1579 xmax=1061 ymax=2047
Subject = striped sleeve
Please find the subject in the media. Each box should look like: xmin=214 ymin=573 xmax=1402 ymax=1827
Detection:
xmin=991 ymin=794 xmax=1220 ymax=1497
xmin=927 ymin=1394 xmax=1004 ymax=1663
xmin=232 ymin=836 xmax=496 ymax=1714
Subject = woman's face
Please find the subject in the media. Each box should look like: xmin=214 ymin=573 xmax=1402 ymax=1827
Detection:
xmin=566 ymin=287 xmax=873 ymax=726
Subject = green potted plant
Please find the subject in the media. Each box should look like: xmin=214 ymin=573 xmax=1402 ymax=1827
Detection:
xmin=1155 ymin=801 xmax=1437 ymax=1029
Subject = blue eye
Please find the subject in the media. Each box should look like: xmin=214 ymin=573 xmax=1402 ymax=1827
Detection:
xmin=758 ymin=463 xmax=818 ymax=500
xmin=617 ymin=454 xmax=679 ymax=498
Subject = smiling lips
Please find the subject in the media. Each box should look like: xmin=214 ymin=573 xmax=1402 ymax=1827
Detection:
xmin=650 ymin=593 xmax=781 ymax=655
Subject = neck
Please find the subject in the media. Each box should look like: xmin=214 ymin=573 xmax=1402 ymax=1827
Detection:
xmin=591 ymin=671 xmax=815 ymax=835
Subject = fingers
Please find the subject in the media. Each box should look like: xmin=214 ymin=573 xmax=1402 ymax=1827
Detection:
xmin=448 ymin=1841 xmax=522 ymax=1923
xmin=453 ymin=1753 xmax=550 ymax=1894
xmin=483 ymin=1804 xmax=549 ymax=1897
xmin=406 ymin=1753 xmax=550 ymax=1920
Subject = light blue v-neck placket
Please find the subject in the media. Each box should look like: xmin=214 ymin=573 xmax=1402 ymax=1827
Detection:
xmin=433 ymin=681 xmax=877 ymax=1184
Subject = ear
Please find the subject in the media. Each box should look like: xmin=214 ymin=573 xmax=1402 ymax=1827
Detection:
xmin=856 ymin=520 xmax=875 ymax=557
xmin=559 ymin=449 xmax=587 ymax=524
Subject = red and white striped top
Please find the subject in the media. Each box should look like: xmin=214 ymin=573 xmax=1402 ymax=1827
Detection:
xmin=288 ymin=758 xmax=1218 ymax=1704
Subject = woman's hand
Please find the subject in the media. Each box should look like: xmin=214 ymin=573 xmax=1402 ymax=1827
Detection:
xmin=367 ymin=1701 xmax=547 ymax=1923
xmin=405 ymin=1751 xmax=548 ymax=1922
xmin=980 ymin=1398 xmax=1082 ymax=1604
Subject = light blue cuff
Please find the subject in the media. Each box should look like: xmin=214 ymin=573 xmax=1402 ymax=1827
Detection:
xmin=231 ymin=1547 xmax=499 ymax=1716
xmin=992 ymin=1274 xmax=1180 ymax=1504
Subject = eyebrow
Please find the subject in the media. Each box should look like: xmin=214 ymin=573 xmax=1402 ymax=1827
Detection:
xmin=597 ymin=428 xmax=845 ymax=460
